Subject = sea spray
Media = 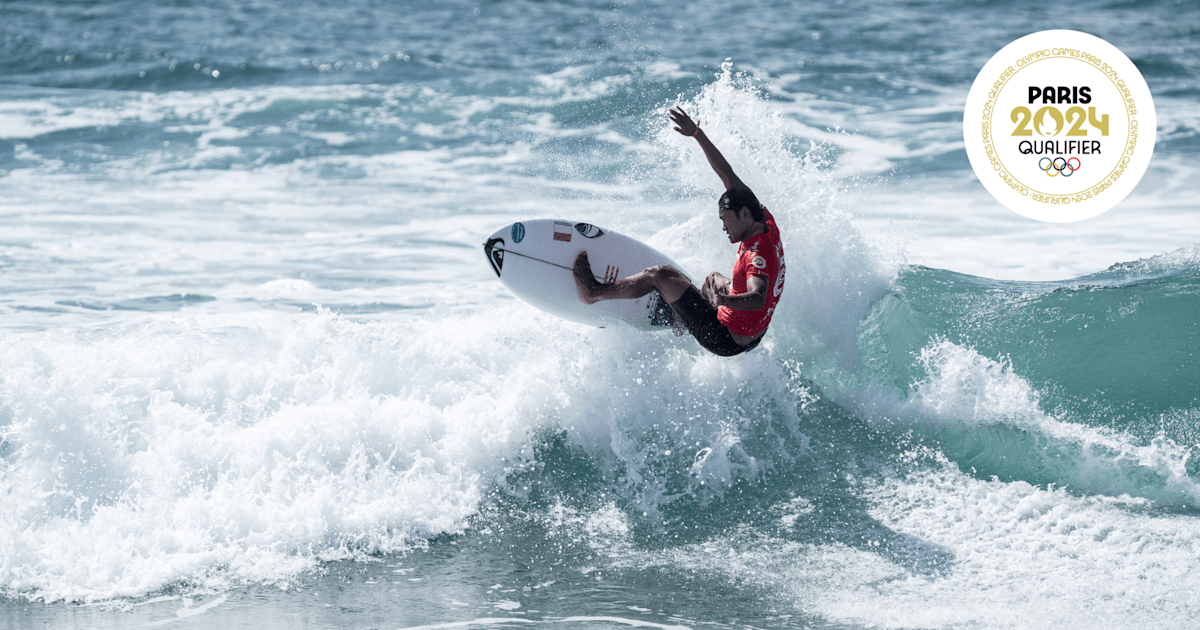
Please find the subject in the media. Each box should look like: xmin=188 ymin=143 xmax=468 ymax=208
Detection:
xmin=646 ymin=62 xmax=900 ymax=375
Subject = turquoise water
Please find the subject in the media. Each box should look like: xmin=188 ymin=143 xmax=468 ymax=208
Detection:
xmin=3 ymin=1 xmax=1200 ymax=628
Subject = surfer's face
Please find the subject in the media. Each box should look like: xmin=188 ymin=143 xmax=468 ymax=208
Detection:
xmin=719 ymin=206 xmax=752 ymax=243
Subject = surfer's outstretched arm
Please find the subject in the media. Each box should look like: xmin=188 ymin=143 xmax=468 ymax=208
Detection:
xmin=669 ymin=106 xmax=746 ymax=191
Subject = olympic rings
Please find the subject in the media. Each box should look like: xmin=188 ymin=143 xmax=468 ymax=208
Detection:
xmin=1038 ymin=156 xmax=1081 ymax=177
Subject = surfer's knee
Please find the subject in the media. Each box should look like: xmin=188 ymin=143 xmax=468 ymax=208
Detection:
xmin=646 ymin=264 xmax=683 ymax=283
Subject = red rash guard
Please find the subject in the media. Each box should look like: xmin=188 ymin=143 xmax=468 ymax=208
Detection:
xmin=717 ymin=207 xmax=785 ymax=337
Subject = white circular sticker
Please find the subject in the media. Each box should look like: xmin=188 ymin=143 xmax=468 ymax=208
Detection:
xmin=964 ymin=30 xmax=1156 ymax=223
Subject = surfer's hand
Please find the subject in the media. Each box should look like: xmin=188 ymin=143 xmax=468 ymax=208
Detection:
xmin=670 ymin=106 xmax=699 ymax=137
xmin=701 ymin=272 xmax=730 ymax=308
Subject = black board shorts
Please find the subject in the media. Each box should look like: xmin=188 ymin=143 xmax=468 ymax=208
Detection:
xmin=668 ymin=287 xmax=761 ymax=357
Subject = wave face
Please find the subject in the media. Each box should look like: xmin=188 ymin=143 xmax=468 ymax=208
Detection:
xmin=857 ymin=257 xmax=1200 ymax=506
xmin=870 ymin=254 xmax=1200 ymax=427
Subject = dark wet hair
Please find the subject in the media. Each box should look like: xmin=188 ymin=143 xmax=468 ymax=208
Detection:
xmin=718 ymin=187 xmax=764 ymax=222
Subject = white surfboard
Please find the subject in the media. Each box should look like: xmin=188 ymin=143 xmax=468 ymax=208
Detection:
xmin=483 ymin=219 xmax=689 ymax=330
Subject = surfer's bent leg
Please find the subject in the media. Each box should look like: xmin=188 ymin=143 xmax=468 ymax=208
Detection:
xmin=574 ymin=252 xmax=691 ymax=305
xmin=573 ymin=252 xmax=756 ymax=356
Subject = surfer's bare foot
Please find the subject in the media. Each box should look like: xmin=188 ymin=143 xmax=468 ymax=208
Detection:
xmin=574 ymin=252 xmax=605 ymax=304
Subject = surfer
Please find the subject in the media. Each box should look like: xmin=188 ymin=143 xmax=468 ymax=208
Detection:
xmin=573 ymin=106 xmax=785 ymax=356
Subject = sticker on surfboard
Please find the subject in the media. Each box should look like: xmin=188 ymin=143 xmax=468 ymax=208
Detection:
xmin=482 ymin=218 xmax=687 ymax=331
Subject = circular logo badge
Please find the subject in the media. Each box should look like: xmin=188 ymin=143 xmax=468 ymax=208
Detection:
xmin=964 ymin=30 xmax=1156 ymax=222
xmin=511 ymin=222 xmax=525 ymax=243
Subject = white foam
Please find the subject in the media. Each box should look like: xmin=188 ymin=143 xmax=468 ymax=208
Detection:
xmin=593 ymin=461 xmax=1200 ymax=629
xmin=840 ymin=467 xmax=1200 ymax=628
xmin=0 ymin=101 xmax=133 ymax=140
xmin=0 ymin=295 xmax=814 ymax=602
xmin=0 ymin=310 xmax=557 ymax=601
xmin=142 ymin=596 xmax=228 ymax=626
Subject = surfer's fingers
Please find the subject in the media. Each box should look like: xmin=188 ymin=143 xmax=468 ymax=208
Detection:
xmin=670 ymin=111 xmax=697 ymax=135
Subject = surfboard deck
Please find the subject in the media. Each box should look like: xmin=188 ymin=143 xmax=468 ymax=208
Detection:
xmin=483 ymin=219 xmax=688 ymax=330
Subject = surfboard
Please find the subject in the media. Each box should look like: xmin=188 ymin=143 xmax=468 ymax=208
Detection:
xmin=483 ymin=219 xmax=688 ymax=330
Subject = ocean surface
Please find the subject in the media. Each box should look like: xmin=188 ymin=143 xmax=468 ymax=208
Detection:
xmin=2 ymin=0 xmax=1199 ymax=628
